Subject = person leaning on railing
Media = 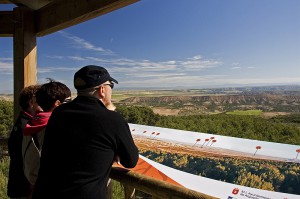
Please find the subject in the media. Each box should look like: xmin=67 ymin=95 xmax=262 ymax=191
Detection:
xmin=32 ymin=65 xmax=139 ymax=199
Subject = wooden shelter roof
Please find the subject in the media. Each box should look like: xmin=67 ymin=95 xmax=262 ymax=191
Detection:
xmin=0 ymin=0 xmax=139 ymax=37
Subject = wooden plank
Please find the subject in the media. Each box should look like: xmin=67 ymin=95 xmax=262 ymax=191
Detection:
xmin=106 ymin=178 xmax=112 ymax=199
xmin=0 ymin=11 xmax=14 ymax=36
xmin=36 ymin=0 xmax=139 ymax=36
xmin=13 ymin=6 xmax=37 ymax=120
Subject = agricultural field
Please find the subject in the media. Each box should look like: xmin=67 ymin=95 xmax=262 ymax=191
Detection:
xmin=226 ymin=110 xmax=263 ymax=116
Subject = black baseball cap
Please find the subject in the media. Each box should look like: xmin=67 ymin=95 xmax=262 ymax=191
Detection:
xmin=74 ymin=65 xmax=118 ymax=90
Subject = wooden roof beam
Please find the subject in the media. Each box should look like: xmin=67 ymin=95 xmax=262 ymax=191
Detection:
xmin=7 ymin=0 xmax=53 ymax=10
xmin=0 ymin=11 xmax=14 ymax=36
xmin=0 ymin=0 xmax=12 ymax=3
xmin=36 ymin=0 xmax=139 ymax=36
xmin=0 ymin=0 xmax=52 ymax=9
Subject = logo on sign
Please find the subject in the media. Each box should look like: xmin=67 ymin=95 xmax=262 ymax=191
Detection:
xmin=232 ymin=188 xmax=239 ymax=195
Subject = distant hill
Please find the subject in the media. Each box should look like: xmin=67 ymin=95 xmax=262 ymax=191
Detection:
xmin=120 ymin=91 xmax=300 ymax=113
xmin=204 ymin=84 xmax=300 ymax=93
xmin=0 ymin=94 xmax=13 ymax=101
xmin=3 ymin=85 xmax=300 ymax=113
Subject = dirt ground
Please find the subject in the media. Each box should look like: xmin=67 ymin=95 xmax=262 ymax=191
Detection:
xmin=152 ymin=107 xmax=180 ymax=116
xmin=261 ymin=112 xmax=289 ymax=118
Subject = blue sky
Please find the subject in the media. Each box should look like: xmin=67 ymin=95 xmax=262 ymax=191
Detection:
xmin=1 ymin=0 xmax=300 ymax=93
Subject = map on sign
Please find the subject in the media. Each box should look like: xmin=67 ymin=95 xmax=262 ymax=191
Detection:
xmin=129 ymin=123 xmax=300 ymax=199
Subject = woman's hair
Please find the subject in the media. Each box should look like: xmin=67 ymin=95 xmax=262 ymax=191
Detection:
xmin=36 ymin=78 xmax=71 ymax=111
xmin=19 ymin=85 xmax=41 ymax=111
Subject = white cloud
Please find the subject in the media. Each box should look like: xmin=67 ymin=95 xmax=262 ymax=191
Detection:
xmin=231 ymin=62 xmax=240 ymax=66
xmin=125 ymin=73 xmax=186 ymax=78
xmin=164 ymin=60 xmax=177 ymax=64
xmin=2 ymin=31 xmax=297 ymax=90
xmin=217 ymin=77 xmax=300 ymax=85
xmin=40 ymin=32 xmax=222 ymax=75
xmin=181 ymin=56 xmax=221 ymax=70
xmin=81 ymin=55 xmax=220 ymax=73
xmin=46 ymin=55 xmax=64 ymax=59
xmin=86 ymin=57 xmax=115 ymax=63
xmin=119 ymin=75 xmax=300 ymax=88
xmin=120 ymin=75 xmax=228 ymax=88
xmin=0 ymin=58 xmax=13 ymax=61
xmin=188 ymin=55 xmax=202 ymax=60
xmin=58 ymin=31 xmax=114 ymax=55
xmin=77 ymin=57 xmax=178 ymax=72
xmin=0 ymin=59 xmax=13 ymax=74
xmin=38 ymin=66 xmax=78 ymax=73
xmin=68 ymin=56 xmax=87 ymax=61
xmin=37 ymin=51 xmax=223 ymax=87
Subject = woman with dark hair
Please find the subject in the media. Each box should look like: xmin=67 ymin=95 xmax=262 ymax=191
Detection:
xmin=7 ymin=85 xmax=42 ymax=199
xmin=22 ymin=79 xmax=71 ymax=190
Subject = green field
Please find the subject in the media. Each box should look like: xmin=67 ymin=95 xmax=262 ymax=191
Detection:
xmin=226 ymin=110 xmax=263 ymax=116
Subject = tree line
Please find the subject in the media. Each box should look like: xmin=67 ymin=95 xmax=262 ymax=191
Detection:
xmin=139 ymin=149 xmax=300 ymax=195
xmin=2 ymin=101 xmax=300 ymax=145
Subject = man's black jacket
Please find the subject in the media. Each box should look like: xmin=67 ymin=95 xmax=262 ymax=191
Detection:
xmin=33 ymin=96 xmax=139 ymax=199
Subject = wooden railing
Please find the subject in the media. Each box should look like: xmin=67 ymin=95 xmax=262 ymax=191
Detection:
xmin=1 ymin=138 xmax=217 ymax=199
xmin=109 ymin=166 xmax=217 ymax=199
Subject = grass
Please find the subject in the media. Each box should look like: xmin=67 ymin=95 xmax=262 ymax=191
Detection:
xmin=226 ymin=110 xmax=263 ymax=116
xmin=112 ymin=180 xmax=125 ymax=198
xmin=0 ymin=157 xmax=9 ymax=199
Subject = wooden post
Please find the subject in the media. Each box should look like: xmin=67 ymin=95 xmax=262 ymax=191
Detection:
xmin=106 ymin=178 xmax=112 ymax=199
xmin=13 ymin=6 xmax=37 ymax=121
xmin=124 ymin=184 xmax=135 ymax=199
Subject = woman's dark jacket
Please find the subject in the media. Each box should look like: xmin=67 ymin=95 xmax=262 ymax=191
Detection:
xmin=7 ymin=111 xmax=32 ymax=197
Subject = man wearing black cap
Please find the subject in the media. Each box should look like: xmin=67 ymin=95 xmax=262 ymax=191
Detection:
xmin=32 ymin=65 xmax=139 ymax=199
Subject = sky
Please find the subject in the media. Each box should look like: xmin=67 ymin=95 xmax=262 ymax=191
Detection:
xmin=1 ymin=0 xmax=300 ymax=93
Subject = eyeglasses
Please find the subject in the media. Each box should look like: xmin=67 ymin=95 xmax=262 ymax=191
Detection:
xmin=102 ymin=83 xmax=114 ymax=89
